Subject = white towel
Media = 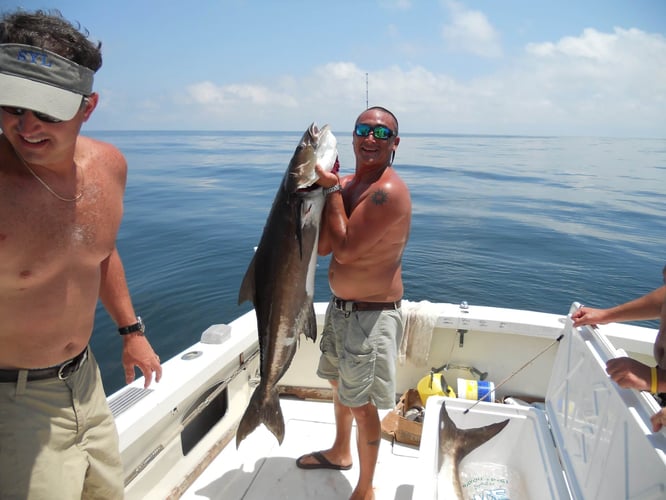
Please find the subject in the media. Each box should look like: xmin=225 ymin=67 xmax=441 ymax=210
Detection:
xmin=399 ymin=300 xmax=440 ymax=365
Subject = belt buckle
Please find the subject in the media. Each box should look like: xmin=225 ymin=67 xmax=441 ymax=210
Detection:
xmin=342 ymin=301 xmax=355 ymax=312
xmin=57 ymin=358 xmax=76 ymax=380
xmin=57 ymin=349 xmax=86 ymax=380
xmin=334 ymin=298 xmax=355 ymax=314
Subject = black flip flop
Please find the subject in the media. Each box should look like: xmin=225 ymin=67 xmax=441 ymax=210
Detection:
xmin=296 ymin=451 xmax=352 ymax=471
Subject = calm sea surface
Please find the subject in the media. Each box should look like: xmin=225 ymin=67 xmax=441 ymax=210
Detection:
xmin=87 ymin=130 xmax=666 ymax=395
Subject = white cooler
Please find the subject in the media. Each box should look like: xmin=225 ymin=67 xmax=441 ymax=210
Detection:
xmin=414 ymin=313 xmax=666 ymax=499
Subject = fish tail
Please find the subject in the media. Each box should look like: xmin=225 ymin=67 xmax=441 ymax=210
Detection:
xmin=439 ymin=400 xmax=510 ymax=461
xmin=438 ymin=401 xmax=510 ymax=499
xmin=236 ymin=386 xmax=285 ymax=448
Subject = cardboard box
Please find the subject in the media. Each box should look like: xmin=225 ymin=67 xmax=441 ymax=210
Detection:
xmin=381 ymin=388 xmax=424 ymax=447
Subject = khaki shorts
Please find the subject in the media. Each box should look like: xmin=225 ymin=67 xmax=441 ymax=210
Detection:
xmin=317 ymin=300 xmax=404 ymax=409
xmin=0 ymin=349 xmax=123 ymax=499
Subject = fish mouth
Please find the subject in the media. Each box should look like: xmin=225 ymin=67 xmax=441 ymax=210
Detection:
xmin=296 ymin=184 xmax=320 ymax=193
xmin=287 ymin=122 xmax=337 ymax=194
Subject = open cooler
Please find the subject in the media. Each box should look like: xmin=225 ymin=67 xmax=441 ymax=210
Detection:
xmin=414 ymin=310 xmax=666 ymax=499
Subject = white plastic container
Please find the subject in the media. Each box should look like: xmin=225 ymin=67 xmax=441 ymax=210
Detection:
xmin=545 ymin=319 xmax=666 ymax=499
xmin=414 ymin=396 xmax=569 ymax=499
xmin=456 ymin=378 xmax=495 ymax=402
xmin=414 ymin=315 xmax=666 ymax=499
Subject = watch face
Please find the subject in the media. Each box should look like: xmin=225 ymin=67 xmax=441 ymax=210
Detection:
xmin=137 ymin=316 xmax=145 ymax=332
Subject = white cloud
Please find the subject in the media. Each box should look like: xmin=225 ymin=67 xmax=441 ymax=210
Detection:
xmin=99 ymin=26 xmax=665 ymax=138
xmin=516 ymin=27 xmax=666 ymax=133
xmin=441 ymin=0 xmax=502 ymax=58
xmin=187 ymin=81 xmax=298 ymax=107
xmin=374 ymin=26 xmax=664 ymax=137
xmin=527 ymin=26 xmax=666 ymax=65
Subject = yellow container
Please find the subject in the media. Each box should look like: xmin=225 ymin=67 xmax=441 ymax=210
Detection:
xmin=416 ymin=373 xmax=456 ymax=406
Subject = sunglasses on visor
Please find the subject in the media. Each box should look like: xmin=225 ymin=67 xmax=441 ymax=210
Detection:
xmin=1 ymin=106 xmax=63 ymax=123
xmin=354 ymin=123 xmax=395 ymax=140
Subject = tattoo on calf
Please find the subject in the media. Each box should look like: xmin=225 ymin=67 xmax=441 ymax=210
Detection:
xmin=371 ymin=189 xmax=388 ymax=205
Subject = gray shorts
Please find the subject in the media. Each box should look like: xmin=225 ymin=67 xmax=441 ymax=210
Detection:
xmin=317 ymin=299 xmax=404 ymax=409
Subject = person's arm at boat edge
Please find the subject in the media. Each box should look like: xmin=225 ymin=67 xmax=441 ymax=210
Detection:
xmin=606 ymin=357 xmax=665 ymax=393
xmin=572 ymin=285 xmax=666 ymax=368
xmin=99 ymin=248 xmax=162 ymax=388
xmin=606 ymin=357 xmax=666 ymax=432
xmin=572 ymin=285 xmax=666 ymax=327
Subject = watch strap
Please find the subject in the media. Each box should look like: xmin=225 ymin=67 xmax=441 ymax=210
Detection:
xmin=323 ymin=184 xmax=342 ymax=196
xmin=118 ymin=316 xmax=144 ymax=335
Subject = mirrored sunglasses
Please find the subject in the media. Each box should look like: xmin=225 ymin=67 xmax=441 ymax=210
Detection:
xmin=354 ymin=123 xmax=394 ymax=140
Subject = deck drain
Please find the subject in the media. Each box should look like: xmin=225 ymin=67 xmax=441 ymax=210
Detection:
xmin=181 ymin=350 xmax=203 ymax=360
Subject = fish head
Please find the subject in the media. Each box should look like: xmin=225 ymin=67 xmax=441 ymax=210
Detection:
xmin=284 ymin=122 xmax=338 ymax=193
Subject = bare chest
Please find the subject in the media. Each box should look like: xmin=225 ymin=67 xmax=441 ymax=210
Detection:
xmin=0 ymin=178 xmax=122 ymax=279
xmin=343 ymin=183 xmax=371 ymax=215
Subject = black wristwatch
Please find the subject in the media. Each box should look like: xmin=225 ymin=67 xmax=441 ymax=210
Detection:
xmin=118 ymin=316 xmax=145 ymax=335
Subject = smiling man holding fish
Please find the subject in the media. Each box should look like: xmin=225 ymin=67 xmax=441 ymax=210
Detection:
xmin=296 ymin=106 xmax=411 ymax=500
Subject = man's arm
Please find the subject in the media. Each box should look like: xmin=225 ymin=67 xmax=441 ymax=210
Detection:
xmin=572 ymin=285 xmax=666 ymax=327
xmin=317 ymin=166 xmax=344 ymax=257
xmin=99 ymin=248 xmax=162 ymax=388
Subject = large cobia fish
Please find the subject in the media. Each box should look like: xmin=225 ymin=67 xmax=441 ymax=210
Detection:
xmin=438 ymin=400 xmax=510 ymax=499
xmin=236 ymin=122 xmax=338 ymax=448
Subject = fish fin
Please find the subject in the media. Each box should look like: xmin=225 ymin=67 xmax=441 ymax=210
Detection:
xmin=437 ymin=401 xmax=510 ymax=499
xmin=459 ymin=417 xmax=510 ymax=459
xmin=439 ymin=400 xmax=509 ymax=462
xmin=236 ymin=386 xmax=285 ymax=448
xmin=303 ymin=302 xmax=317 ymax=343
xmin=238 ymin=254 xmax=257 ymax=305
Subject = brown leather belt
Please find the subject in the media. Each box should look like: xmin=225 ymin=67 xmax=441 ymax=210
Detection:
xmin=333 ymin=296 xmax=401 ymax=312
xmin=0 ymin=347 xmax=88 ymax=383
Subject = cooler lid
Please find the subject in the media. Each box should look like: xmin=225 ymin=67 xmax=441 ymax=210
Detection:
xmin=545 ymin=303 xmax=666 ymax=499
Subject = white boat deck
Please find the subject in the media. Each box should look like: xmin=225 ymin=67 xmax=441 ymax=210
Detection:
xmin=114 ymin=303 xmax=665 ymax=500
xmin=181 ymin=397 xmax=418 ymax=500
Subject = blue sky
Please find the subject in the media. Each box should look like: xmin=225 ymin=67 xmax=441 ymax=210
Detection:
xmin=10 ymin=1 xmax=666 ymax=137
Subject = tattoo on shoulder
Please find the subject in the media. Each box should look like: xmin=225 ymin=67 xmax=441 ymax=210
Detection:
xmin=371 ymin=189 xmax=388 ymax=205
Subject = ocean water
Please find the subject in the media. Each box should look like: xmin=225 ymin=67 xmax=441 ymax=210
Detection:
xmin=86 ymin=130 xmax=666 ymax=395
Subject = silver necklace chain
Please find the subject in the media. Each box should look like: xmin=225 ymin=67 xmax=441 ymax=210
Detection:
xmin=17 ymin=153 xmax=84 ymax=202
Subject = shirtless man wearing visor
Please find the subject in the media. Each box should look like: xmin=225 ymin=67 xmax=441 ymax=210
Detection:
xmin=0 ymin=9 xmax=161 ymax=499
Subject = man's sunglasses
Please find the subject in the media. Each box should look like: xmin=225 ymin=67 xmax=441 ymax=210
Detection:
xmin=1 ymin=97 xmax=88 ymax=124
xmin=354 ymin=123 xmax=395 ymax=140
xmin=1 ymin=106 xmax=63 ymax=123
